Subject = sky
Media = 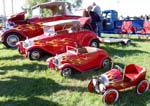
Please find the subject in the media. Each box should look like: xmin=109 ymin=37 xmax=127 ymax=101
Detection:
xmin=82 ymin=0 xmax=150 ymax=17
xmin=0 ymin=0 xmax=150 ymax=17
xmin=0 ymin=0 xmax=25 ymax=17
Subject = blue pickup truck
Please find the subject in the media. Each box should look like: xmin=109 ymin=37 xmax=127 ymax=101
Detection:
xmin=102 ymin=10 xmax=144 ymax=34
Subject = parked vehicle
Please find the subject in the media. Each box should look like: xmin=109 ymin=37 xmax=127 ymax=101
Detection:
xmin=102 ymin=37 xmax=131 ymax=46
xmin=17 ymin=19 xmax=101 ymax=60
xmin=47 ymin=46 xmax=111 ymax=77
xmin=0 ymin=1 xmax=92 ymax=48
xmin=88 ymin=56 xmax=149 ymax=104
xmin=102 ymin=10 xmax=144 ymax=34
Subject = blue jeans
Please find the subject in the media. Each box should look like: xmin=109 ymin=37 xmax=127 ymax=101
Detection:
xmin=96 ymin=19 xmax=103 ymax=37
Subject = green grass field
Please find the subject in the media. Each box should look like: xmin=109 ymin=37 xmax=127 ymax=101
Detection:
xmin=0 ymin=36 xmax=150 ymax=106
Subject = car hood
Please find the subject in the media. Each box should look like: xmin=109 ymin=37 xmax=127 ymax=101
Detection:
xmin=13 ymin=22 xmax=42 ymax=31
xmin=104 ymin=69 xmax=123 ymax=83
xmin=28 ymin=34 xmax=49 ymax=41
xmin=8 ymin=11 xmax=26 ymax=22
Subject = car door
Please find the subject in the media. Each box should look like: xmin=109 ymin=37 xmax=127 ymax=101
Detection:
xmin=76 ymin=52 xmax=99 ymax=72
xmin=51 ymin=33 xmax=76 ymax=54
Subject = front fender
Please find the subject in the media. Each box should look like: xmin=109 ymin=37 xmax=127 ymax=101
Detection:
xmin=1 ymin=29 xmax=25 ymax=41
xmin=58 ymin=63 xmax=73 ymax=70
xmin=26 ymin=45 xmax=55 ymax=56
xmin=58 ymin=63 xmax=80 ymax=72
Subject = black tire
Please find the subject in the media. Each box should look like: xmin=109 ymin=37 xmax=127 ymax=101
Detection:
xmin=102 ymin=58 xmax=111 ymax=70
xmin=27 ymin=49 xmax=42 ymax=60
xmin=126 ymin=40 xmax=131 ymax=46
xmin=90 ymin=40 xmax=100 ymax=48
xmin=61 ymin=67 xmax=73 ymax=77
xmin=121 ymin=40 xmax=131 ymax=46
xmin=3 ymin=32 xmax=21 ymax=48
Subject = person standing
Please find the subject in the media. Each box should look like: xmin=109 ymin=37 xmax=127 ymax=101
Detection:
xmin=87 ymin=6 xmax=97 ymax=33
xmin=92 ymin=2 xmax=103 ymax=37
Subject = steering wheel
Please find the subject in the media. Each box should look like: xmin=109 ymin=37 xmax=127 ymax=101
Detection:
xmin=115 ymin=65 xmax=123 ymax=73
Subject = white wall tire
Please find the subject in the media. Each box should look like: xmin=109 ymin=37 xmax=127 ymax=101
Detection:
xmin=90 ymin=40 xmax=99 ymax=48
xmin=137 ymin=80 xmax=149 ymax=95
xmin=61 ymin=67 xmax=73 ymax=77
xmin=102 ymin=58 xmax=111 ymax=69
xmin=102 ymin=89 xmax=119 ymax=104
xmin=27 ymin=49 xmax=41 ymax=60
xmin=4 ymin=33 xmax=20 ymax=48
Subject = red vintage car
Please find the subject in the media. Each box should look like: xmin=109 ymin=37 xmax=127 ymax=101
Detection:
xmin=17 ymin=19 xmax=101 ymax=60
xmin=0 ymin=1 xmax=92 ymax=48
xmin=47 ymin=46 xmax=111 ymax=77
xmin=88 ymin=63 xmax=149 ymax=104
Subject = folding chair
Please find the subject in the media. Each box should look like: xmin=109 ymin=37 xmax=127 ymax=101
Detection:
xmin=120 ymin=21 xmax=136 ymax=38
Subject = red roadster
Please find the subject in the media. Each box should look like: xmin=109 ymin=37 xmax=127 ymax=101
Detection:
xmin=88 ymin=63 xmax=149 ymax=104
xmin=17 ymin=19 xmax=101 ymax=60
xmin=0 ymin=1 xmax=92 ymax=48
xmin=47 ymin=46 xmax=111 ymax=77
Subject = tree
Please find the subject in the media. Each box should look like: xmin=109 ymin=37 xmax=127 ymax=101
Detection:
xmin=24 ymin=0 xmax=82 ymax=17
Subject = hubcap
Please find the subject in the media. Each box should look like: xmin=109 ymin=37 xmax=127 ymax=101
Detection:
xmin=91 ymin=41 xmax=98 ymax=48
xmin=137 ymin=80 xmax=149 ymax=95
xmin=31 ymin=51 xmax=40 ymax=60
xmin=102 ymin=59 xmax=110 ymax=69
xmin=103 ymin=89 xmax=119 ymax=104
xmin=62 ymin=68 xmax=72 ymax=77
xmin=7 ymin=34 xmax=19 ymax=47
xmin=105 ymin=91 xmax=117 ymax=103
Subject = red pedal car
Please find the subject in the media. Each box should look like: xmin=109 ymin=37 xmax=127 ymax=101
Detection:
xmin=88 ymin=59 xmax=149 ymax=104
xmin=17 ymin=19 xmax=101 ymax=60
xmin=0 ymin=2 xmax=92 ymax=48
xmin=47 ymin=46 xmax=111 ymax=77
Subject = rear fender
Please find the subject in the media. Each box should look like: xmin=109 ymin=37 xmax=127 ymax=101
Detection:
xmin=81 ymin=31 xmax=102 ymax=46
xmin=99 ymin=57 xmax=111 ymax=67
xmin=27 ymin=45 xmax=55 ymax=56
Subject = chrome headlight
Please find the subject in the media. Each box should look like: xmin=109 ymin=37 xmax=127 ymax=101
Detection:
xmin=0 ymin=30 xmax=3 ymax=36
xmin=0 ymin=30 xmax=4 ymax=42
xmin=23 ymin=39 xmax=34 ymax=48
xmin=53 ymin=55 xmax=62 ymax=66
xmin=99 ymin=74 xmax=109 ymax=86
xmin=5 ymin=21 xmax=14 ymax=29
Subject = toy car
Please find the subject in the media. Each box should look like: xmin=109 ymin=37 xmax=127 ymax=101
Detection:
xmin=47 ymin=46 xmax=111 ymax=77
xmin=102 ymin=37 xmax=131 ymax=46
xmin=17 ymin=19 xmax=101 ymax=60
xmin=88 ymin=59 xmax=149 ymax=104
xmin=0 ymin=1 xmax=93 ymax=48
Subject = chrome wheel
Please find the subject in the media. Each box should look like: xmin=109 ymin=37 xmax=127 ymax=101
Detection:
xmin=5 ymin=33 xmax=20 ymax=48
xmin=90 ymin=40 xmax=99 ymax=48
xmin=102 ymin=58 xmax=111 ymax=69
xmin=137 ymin=80 xmax=149 ymax=95
xmin=102 ymin=89 xmax=119 ymax=104
xmin=27 ymin=49 xmax=41 ymax=60
xmin=61 ymin=68 xmax=72 ymax=77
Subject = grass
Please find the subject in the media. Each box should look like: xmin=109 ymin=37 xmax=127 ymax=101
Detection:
xmin=0 ymin=34 xmax=150 ymax=106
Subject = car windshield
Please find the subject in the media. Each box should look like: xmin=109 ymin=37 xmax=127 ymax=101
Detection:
xmin=31 ymin=2 xmax=73 ymax=18
xmin=32 ymin=6 xmax=52 ymax=18
xmin=32 ymin=7 xmax=41 ymax=17
xmin=44 ymin=26 xmax=55 ymax=36
xmin=43 ymin=19 xmax=80 ymax=35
